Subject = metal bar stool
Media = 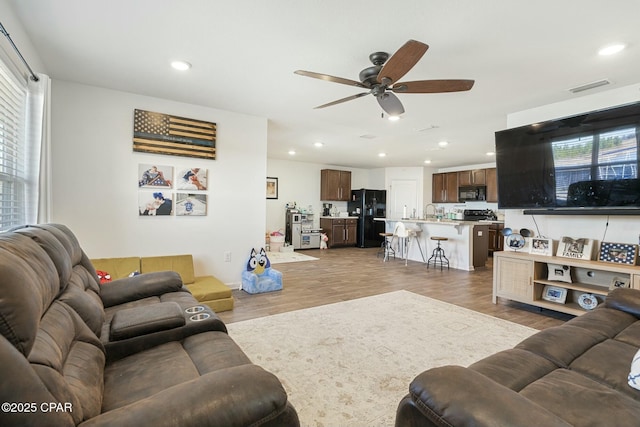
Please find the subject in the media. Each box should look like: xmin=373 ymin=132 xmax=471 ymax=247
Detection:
xmin=426 ymin=236 xmax=449 ymax=270
xmin=378 ymin=232 xmax=395 ymax=261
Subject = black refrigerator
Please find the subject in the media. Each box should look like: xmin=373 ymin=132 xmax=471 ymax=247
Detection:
xmin=348 ymin=189 xmax=387 ymax=248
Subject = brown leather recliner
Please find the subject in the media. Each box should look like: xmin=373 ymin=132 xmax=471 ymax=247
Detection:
xmin=0 ymin=224 xmax=299 ymax=427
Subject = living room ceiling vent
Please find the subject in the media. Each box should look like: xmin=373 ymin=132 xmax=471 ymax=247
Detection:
xmin=568 ymin=79 xmax=611 ymax=94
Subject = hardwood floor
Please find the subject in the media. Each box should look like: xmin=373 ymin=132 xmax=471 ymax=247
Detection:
xmin=218 ymin=247 xmax=573 ymax=330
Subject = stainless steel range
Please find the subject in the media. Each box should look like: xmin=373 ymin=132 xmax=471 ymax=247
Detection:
xmin=463 ymin=209 xmax=497 ymax=221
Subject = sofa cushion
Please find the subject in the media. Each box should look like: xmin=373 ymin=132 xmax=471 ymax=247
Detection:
xmin=187 ymin=276 xmax=232 ymax=300
xmin=109 ymin=302 xmax=185 ymax=341
xmin=520 ymin=369 xmax=640 ymax=426
xmin=102 ymin=331 xmax=251 ymax=411
xmin=141 ymin=254 xmax=195 ymax=284
xmin=0 ymin=234 xmax=61 ymax=355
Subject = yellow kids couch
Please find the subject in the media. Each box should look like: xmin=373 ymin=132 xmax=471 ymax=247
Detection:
xmin=91 ymin=254 xmax=234 ymax=312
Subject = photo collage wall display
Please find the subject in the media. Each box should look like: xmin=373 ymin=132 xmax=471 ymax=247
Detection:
xmin=138 ymin=164 xmax=208 ymax=216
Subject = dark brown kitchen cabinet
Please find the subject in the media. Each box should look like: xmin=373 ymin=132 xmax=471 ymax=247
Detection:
xmin=432 ymin=172 xmax=458 ymax=203
xmin=486 ymin=168 xmax=498 ymax=203
xmin=488 ymin=222 xmax=504 ymax=255
xmin=320 ymin=218 xmax=357 ymax=247
xmin=458 ymin=169 xmax=486 ymax=186
xmin=321 ymin=169 xmax=351 ymax=201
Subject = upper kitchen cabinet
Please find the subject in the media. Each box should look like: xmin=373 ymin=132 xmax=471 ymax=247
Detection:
xmin=321 ymin=169 xmax=351 ymax=201
xmin=486 ymin=168 xmax=498 ymax=203
xmin=432 ymin=172 xmax=458 ymax=203
xmin=458 ymin=169 xmax=486 ymax=186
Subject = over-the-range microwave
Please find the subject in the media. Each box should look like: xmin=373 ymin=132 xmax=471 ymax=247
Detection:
xmin=458 ymin=186 xmax=486 ymax=202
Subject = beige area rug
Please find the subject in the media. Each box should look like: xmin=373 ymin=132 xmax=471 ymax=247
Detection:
xmin=266 ymin=250 xmax=319 ymax=264
xmin=227 ymin=290 xmax=538 ymax=427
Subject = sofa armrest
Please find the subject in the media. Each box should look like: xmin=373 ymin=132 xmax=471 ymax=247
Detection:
xmin=604 ymin=287 xmax=640 ymax=318
xmin=100 ymin=271 xmax=185 ymax=308
xmin=398 ymin=366 xmax=571 ymax=427
xmin=79 ymin=364 xmax=298 ymax=427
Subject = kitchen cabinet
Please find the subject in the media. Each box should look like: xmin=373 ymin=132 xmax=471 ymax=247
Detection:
xmin=321 ymin=169 xmax=351 ymax=201
xmin=458 ymin=169 xmax=486 ymax=186
xmin=488 ymin=222 xmax=504 ymax=255
xmin=486 ymin=168 xmax=498 ymax=203
xmin=432 ymin=172 xmax=458 ymax=203
xmin=493 ymin=251 xmax=640 ymax=316
xmin=320 ymin=218 xmax=357 ymax=247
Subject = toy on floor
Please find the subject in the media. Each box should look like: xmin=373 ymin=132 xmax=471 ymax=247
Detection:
xmin=320 ymin=233 xmax=328 ymax=249
xmin=241 ymin=247 xmax=283 ymax=294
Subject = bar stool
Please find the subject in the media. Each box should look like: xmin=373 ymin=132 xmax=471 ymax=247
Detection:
xmin=393 ymin=222 xmax=425 ymax=266
xmin=427 ymin=236 xmax=449 ymax=270
xmin=378 ymin=232 xmax=395 ymax=261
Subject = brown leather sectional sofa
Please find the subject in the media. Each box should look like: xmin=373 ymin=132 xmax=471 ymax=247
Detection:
xmin=396 ymin=287 xmax=640 ymax=427
xmin=0 ymin=224 xmax=299 ymax=427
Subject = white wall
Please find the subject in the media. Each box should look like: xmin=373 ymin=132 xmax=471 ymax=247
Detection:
xmin=50 ymin=81 xmax=267 ymax=287
xmin=504 ymin=82 xmax=640 ymax=247
xmin=265 ymin=159 xmax=383 ymax=232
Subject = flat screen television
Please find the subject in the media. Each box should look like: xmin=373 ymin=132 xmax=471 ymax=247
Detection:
xmin=494 ymin=101 xmax=640 ymax=214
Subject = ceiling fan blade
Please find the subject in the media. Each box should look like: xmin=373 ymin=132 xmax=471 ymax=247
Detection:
xmin=376 ymin=92 xmax=405 ymax=116
xmin=314 ymin=92 xmax=370 ymax=109
xmin=294 ymin=70 xmax=368 ymax=88
xmin=392 ymin=79 xmax=475 ymax=93
xmin=377 ymin=40 xmax=428 ymax=85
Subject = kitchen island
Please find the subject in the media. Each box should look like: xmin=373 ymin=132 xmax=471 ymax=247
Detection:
xmin=375 ymin=218 xmax=501 ymax=271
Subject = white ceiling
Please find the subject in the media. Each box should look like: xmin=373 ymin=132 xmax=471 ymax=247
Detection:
xmin=8 ymin=0 xmax=640 ymax=169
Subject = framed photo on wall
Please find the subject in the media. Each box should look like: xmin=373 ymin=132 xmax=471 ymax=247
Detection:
xmin=599 ymin=242 xmax=638 ymax=265
xmin=266 ymin=177 xmax=278 ymax=199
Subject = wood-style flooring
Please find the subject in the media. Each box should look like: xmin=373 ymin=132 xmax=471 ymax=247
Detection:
xmin=218 ymin=247 xmax=573 ymax=330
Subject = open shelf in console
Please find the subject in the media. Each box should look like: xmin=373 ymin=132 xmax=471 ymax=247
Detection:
xmin=493 ymin=251 xmax=640 ymax=316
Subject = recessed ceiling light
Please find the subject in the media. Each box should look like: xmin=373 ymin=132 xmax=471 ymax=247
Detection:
xmin=486 ymin=151 xmax=495 ymax=156
xmin=438 ymin=141 xmax=449 ymax=147
xmin=378 ymin=152 xmax=386 ymax=157
xmin=598 ymin=44 xmax=626 ymax=56
xmin=288 ymin=150 xmax=296 ymax=155
xmin=388 ymin=115 xmax=400 ymax=122
xmin=171 ymin=60 xmax=192 ymax=71
xmin=424 ymin=160 xmax=431 ymax=164
xmin=314 ymin=142 xmax=323 ymax=148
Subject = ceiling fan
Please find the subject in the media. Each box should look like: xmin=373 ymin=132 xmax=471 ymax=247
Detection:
xmin=294 ymin=39 xmax=474 ymax=117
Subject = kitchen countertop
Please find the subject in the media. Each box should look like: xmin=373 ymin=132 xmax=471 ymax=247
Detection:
xmin=374 ymin=217 xmax=491 ymax=226
xmin=320 ymin=216 xmax=360 ymax=219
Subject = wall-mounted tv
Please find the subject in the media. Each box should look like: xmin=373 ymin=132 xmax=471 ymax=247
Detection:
xmin=494 ymin=101 xmax=640 ymax=214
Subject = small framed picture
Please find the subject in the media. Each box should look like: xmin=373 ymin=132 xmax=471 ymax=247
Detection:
xmin=556 ymin=236 xmax=594 ymax=260
xmin=266 ymin=177 xmax=278 ymax=199
xmin=547 ymin=263 xmax=572 ymax=283
xmin=599 ymin=242 xmax=638 ymax=265
xmin=542 ymin=285 xmax=568 ymax=304
xmin=609 ymin=276 xmax=631 ymax=290
xmin=530 ymin=237 xmax=552 ymax=256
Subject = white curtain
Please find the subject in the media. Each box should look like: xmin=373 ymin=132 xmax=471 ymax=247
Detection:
xmin=25 ymin=73 xmax=51 ymax=224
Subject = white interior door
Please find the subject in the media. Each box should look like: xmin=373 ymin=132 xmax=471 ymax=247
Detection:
xmin=390 ymin=179 xmax=418 ymax=218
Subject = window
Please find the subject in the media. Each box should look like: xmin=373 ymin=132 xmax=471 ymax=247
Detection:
xmin=551 ymin=126 xmax=638 ymax=203
xmin=0 ymin=61 xmax=27 ymax=231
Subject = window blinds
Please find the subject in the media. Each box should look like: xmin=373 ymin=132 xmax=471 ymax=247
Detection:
xmin=0 ymin=61 xmax=27 ymax=231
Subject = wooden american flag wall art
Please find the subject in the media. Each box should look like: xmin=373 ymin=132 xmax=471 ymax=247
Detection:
xmin=133 ymin=109 xmax=217 ymax=160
